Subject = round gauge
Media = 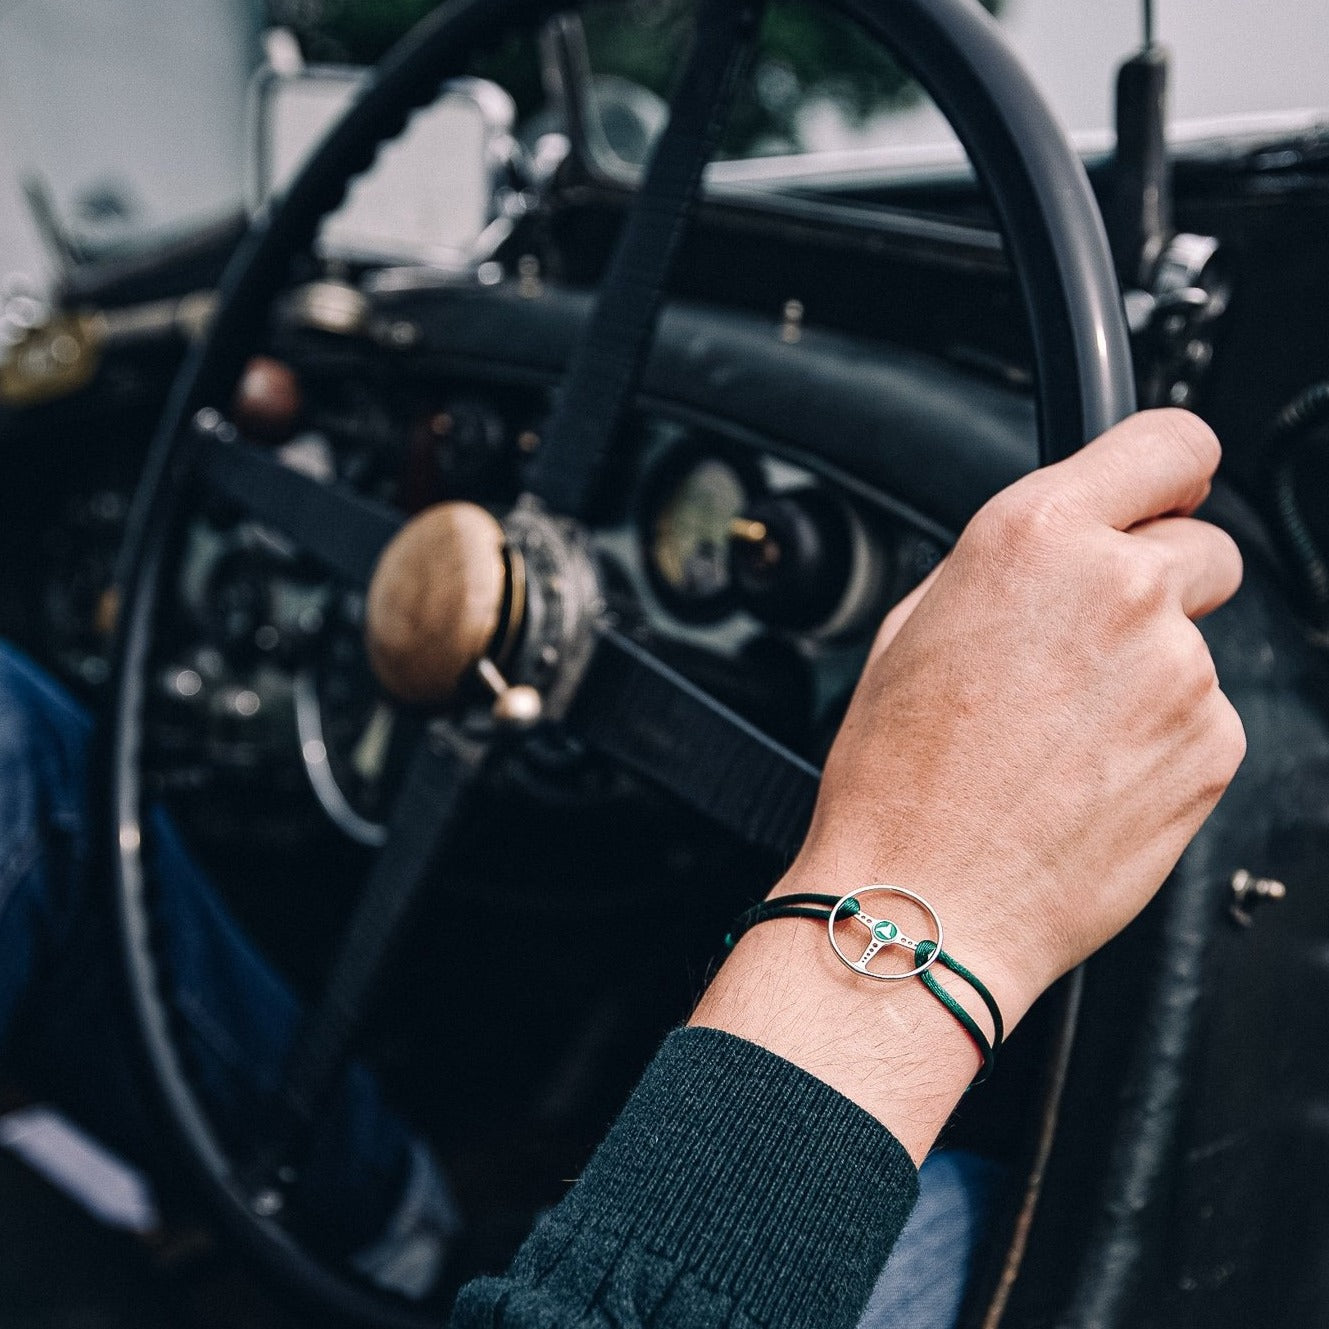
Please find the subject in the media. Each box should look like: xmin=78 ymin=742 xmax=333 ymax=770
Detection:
xmin=641 ymin=450 xmax=759 ymax=621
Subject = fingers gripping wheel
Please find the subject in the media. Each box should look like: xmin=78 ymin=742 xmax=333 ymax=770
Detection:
xmin=107 ymin=1 xmax=1135 ymax=1325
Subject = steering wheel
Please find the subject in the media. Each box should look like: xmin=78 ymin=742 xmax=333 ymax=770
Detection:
xmin=106 ymin=0 xmax=1135 ymax=1324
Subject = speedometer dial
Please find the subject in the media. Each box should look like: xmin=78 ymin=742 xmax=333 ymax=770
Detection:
xmin=642 ymin=451 xmax=758 ymax=621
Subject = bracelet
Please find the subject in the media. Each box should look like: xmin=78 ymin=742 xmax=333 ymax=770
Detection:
xmin=725 ymin=885 xmax=1005 ymax=1084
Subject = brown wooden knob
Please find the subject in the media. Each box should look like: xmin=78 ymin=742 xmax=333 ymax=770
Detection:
xmin=232 ymin=355 xmax=302 ymax=441
xmin=365 ymin=502 xmax=508 ymax=704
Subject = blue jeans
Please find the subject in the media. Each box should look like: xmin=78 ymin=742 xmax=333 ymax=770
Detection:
xmin=861 ymin=1149 xmax=1004 ymax=1329
xmin=0 ymin=642 xmax=418 ymax=1260
xmin=0 ymin=641 xmax=996 ymax=1315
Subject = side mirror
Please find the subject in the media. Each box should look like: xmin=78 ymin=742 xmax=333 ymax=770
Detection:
xmin=247 ymin=66 xmax=517 ymax=271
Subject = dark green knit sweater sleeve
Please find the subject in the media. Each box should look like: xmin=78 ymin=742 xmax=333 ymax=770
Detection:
xmin=450 ymin=1026 xmax=919 ymax=1329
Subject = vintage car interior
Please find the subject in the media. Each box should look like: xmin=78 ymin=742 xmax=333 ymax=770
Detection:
xmin=1 ymin=0 xmax=1328 ymax=1326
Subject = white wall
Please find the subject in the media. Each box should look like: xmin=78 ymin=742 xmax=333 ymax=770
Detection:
xmin=0 ymin=0 xmax=261 ymax=298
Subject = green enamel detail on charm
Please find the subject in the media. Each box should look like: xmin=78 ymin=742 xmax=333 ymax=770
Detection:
xmin=873 ymin=920 xmax=899 ymax=943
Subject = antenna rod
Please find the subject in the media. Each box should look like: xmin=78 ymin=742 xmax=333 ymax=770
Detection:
xmin=1143 ymin=0 xmax=1155 ymax=47
xmin=1111 ymin=21 xmax=1171 ymax=289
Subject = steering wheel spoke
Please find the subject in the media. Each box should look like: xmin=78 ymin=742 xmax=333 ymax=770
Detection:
xmin=848 ymin=908 xmax=881 ymax=933
xmin=525 ymin=0 xmax=761 ymax=517
xmin=192 ymin=411 xmax=404 ymax=587
xmin=569 ymin=625 xmax=820 ymax=861
xmin=855 ymin=937 xmax=888 ymax=970
xmin=273 ymin=724 xmax=487 ymax=1144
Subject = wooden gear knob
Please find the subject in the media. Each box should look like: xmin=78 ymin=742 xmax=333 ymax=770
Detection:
xmin=365 ymin=502 xmax=510 ymax=705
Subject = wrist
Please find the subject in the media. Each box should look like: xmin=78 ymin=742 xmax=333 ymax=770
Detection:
xmin=771 ymin=849 xmax=1045 ymax=1031
xmin=692 ymin=867 xmax=1007 ymax=1163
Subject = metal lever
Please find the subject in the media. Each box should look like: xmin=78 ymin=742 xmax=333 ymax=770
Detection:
xmin=477 ymin=657 xmax=542 ymax=727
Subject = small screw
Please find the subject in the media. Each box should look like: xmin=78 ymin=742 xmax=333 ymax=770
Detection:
xmin=50 ymin=333 xmax=80 ymax=366
xmin=1230 ymin=868 xmax=1287 ymax=927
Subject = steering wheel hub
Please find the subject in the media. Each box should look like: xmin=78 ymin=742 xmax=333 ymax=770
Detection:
xmin=363 ymin=495 xmax=604 ymax=722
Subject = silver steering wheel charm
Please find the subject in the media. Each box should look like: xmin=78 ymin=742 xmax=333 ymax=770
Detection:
xmin=827 ymin=885 xmax=944 ymax=981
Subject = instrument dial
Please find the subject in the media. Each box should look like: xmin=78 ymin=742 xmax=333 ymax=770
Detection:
xmin=641 ymin=450 xmax=759 ymax=621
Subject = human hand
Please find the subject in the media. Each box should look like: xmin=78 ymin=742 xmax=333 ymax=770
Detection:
xmin=792 ymin=407 xmax=1245 ymax=1020
xmin=692 ymin=410 xmax=1245 ymax=1154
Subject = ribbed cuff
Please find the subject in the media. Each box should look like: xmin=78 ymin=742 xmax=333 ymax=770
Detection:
xmin=553 ymin=1026 xmax=919 ymax=1328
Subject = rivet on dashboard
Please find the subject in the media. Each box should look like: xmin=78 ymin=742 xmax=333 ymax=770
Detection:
xmin=518 ymin=255 xmax=543 ymax=299
xmin=780 ymin=299 xmax=804 ymax=344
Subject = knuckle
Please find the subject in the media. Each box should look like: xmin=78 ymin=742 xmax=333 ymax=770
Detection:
xmin=1214 ymin=695 xmax=1248 ymax=765
xmin=1174 ymin=628 xmax=1219 ymax=695
xmin=1209 ymin=521 xmax=1242 ymax=565
xmin=1152 ymin=408 xmax=1222 ymax=481
xmin=1111 ymin=545 xmax=1171 ymax=617
xmin=871 ymin=602 xmax=909 ymax=654
xmin=971 ymin=484 xmax=1068 ymax=557
xmin=1201 ymin=696 xmax=1248 ymax=792
xmin=1210 ymin=524 xmax=1245 ymax=589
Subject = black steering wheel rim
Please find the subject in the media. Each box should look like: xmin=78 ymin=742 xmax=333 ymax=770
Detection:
xmin=106 ymin=2 xmax=1136 ymax=1325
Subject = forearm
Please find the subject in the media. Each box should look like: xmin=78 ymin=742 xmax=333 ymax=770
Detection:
xmin=450 ymin=1027 xmax=918 ymax=1329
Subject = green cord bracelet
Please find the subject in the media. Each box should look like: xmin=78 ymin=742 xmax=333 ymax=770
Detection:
xmin=725 ymin=889 xmax=1004 ymax=1084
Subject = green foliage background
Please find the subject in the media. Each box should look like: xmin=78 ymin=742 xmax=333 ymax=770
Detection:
xmin=579 ymin=0 xmax=1003 ymax=155
xmin=272 ymin=0 xmax=1003 ymax=155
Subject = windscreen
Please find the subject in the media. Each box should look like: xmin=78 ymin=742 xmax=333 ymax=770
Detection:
xmin=577 ymin=0 xmax=1329 ymax=183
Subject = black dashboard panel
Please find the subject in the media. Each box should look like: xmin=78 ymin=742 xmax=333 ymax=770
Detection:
xmin=362 ymin=281 xmax=1039 ymax=538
